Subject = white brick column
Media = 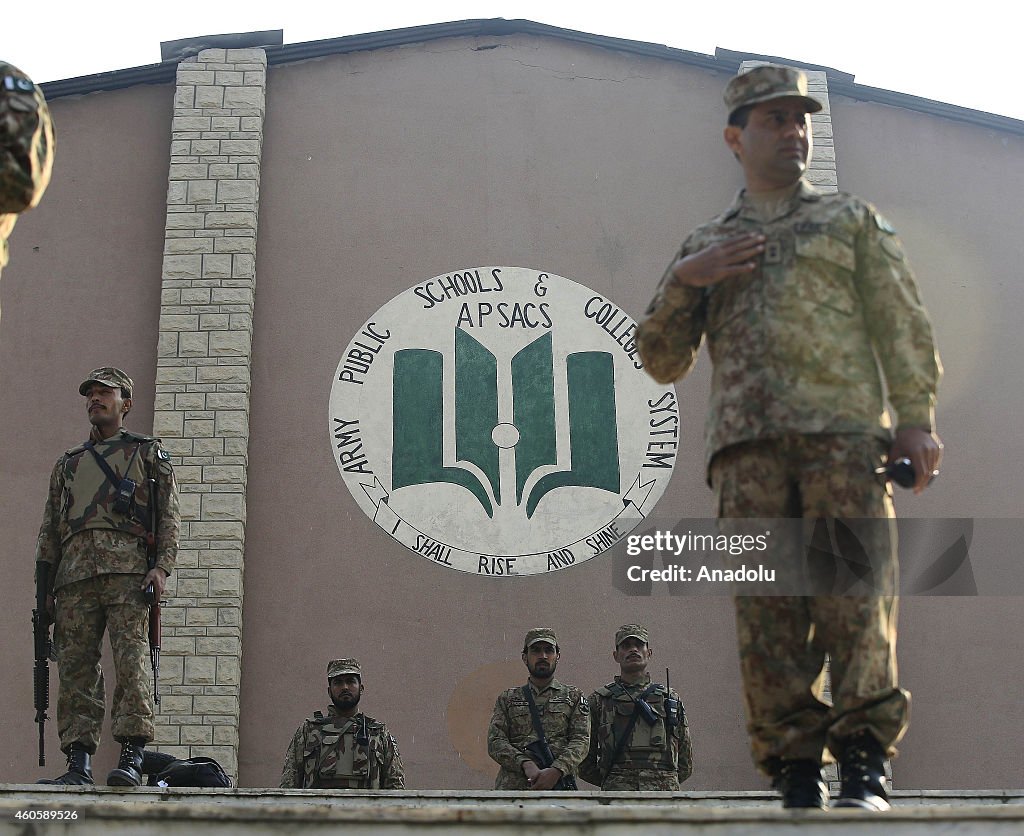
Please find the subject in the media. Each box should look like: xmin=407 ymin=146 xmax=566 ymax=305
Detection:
xmin=151 ymin=47 xmax=266 ymax=779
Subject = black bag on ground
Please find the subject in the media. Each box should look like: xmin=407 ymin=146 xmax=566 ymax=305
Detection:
xmin=142 ymin=750 xmax=231 ymax=787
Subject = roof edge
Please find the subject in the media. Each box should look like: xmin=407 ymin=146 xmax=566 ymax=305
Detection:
xmin=38 ymin=18 xmax=1024 ymax=135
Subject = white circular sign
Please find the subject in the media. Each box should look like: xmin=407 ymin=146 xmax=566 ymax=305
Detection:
xmin=328 ymin=266 xmax=679 ymax=576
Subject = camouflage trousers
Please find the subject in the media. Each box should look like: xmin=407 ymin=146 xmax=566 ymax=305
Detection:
xmin=710 ymin=434 xmax=909 ymax=773
xmin=602 ymin=768 xmax=679 ymax=791
xmin=53 ymin=573 xmax=154 ymax=753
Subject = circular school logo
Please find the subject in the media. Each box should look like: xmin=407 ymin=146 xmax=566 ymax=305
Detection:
xmin=328 ymin=267 xmax=678 ymax=576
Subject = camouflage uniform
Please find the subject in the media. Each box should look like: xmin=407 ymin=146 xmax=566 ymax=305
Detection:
xmin=487 ymin=679 xmax=591 ymax=789
xmin=280 ymin=658 xmax=405 ymax=789
xmin=1 ymin=62 xmax=53 ymax=282
xmin=637 ymin=74 xmax=940 ymax=774
xmin=36 ymin=371 xmax=179 ymax=754
xmin=279 ymin=706 xmax=405 ymax=789
xmin=579 ymin=674 xmax=693 ymax=791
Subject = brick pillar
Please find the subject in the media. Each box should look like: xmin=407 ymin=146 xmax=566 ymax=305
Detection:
xmin=151 ymin=47 xmax=266 ymax=779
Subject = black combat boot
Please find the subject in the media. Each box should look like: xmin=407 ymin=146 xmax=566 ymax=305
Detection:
xmin=769 ymin=759 xmax=829 ymax=809
xmin=834 ymin=731 xmax=891 ymax=811
xmin=107 ymin=738 xmax=145 ymax=787
xmin=38 ymin=743 xmax=94 ymax=785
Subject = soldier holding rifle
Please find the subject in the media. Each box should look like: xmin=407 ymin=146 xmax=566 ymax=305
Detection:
xmin=35 ymin=367 xmax=178 ymax=786
xmin=487 ymin=628 xmax=590 ymax=790
xmin=579 ymin=624 xmax=692 ymax=791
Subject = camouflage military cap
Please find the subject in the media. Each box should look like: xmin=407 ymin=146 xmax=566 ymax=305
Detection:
xmin=524 ymin=628 xmax=558 ymax=648
xmin=724 ymin=65 xmax=822 ymax=118
xmin=327 ymin=658 xmax=361 ymax=679
xmin=79 ymin=367 xmax=134 ymax=397
xmin=615 ymin=624 xmax=650 ymax=647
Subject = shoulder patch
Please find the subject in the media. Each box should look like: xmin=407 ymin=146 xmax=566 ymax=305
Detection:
xmin=879 ymin=236 xmax=904 ymax=261
xmin=157 ymin=448 xmax=171 ymax=461
xmin=121 ymin=430 xmax=157 ymax=443
xmin=577 ymin=695 xmax=590 ymax=714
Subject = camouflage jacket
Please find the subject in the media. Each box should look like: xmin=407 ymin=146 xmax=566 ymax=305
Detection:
xmin=35 ymin=427 xmax=179 ymax=591
xmin=637 ymin=180 xmax=941 ymax=472
xmin=1 ymin=62 xmax=54 ymax=272
xmin=487 ymin=678 xmax=591 ymax=789
xmin=578 ymin=674 xmax=692 ymax=788
xmin=279 ymin=706 xmax=405 ymax=789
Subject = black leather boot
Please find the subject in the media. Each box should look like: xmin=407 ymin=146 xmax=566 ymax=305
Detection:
xmin=834 ymin=731 xmax=891 ymax=810
xmin=769 ymin=758 xmax=829 ymax=809
xmin=38 ymin=744 xmax=94 ymax=785
xmin=107 ymin=738 xmax=145 ymax=787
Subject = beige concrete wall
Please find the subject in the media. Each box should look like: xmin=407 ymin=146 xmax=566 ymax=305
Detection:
xmin=831 ymin=94 xmax=1024 ymax=789
xmin=240 ymin=35 xmax=751 ymax=790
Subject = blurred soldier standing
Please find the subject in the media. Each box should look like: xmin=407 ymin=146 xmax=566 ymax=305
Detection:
xmin=280 ymin=659 xmax=405 ymax=789
xmin=1 ymin=61 xmax=53 ymax=308
xmin=579 ymin=624 xmax=692 ymax=791
xmin=637 ymin=65 xmax=942 ymax=810
xmin=487 ymin=628 xmax=590 ymax=790
xmin=37 ymin=368 xmax=179 ymax=786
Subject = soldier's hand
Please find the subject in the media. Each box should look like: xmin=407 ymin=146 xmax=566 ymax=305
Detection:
xmin=890 ymin=428 xmax=943 ymax=495
xmin=141 ymin=567 xmax=169 ymax=602
xmin=529 ymin=766 xmax=564 ymax=791
xmin=45 ymin=594 xmax=55 ymax=621
xmin=522 ymin=759 xmax=541 ymax=783
xmin=669 ymin=233 xmax=765 ymax=289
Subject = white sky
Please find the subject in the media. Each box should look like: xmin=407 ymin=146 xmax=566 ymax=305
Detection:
xmin=4 ymin=1 xmax=1021 ymax=122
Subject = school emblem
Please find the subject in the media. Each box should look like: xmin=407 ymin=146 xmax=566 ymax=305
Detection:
xmin=328 ymin=267 xmax=678 ymax=575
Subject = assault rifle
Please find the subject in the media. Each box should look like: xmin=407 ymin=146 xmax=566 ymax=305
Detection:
xmin=665 ymin=668 xmax=680 ymax=728
xmin=32 ymin=561 xmax=54 ymax=766
xmin=524 ymin=738 xmax=579 ymax=791
xmin=144 ymin=475 xmax=161 ymax=706
xmin=521 ymin=685 xmax=578 ymax=790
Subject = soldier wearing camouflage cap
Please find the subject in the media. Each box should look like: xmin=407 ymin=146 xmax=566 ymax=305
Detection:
xmin=1 ymin=61 xmax=53 ymax=319
xmin=36 ymin=368 xmax=179 ymax=787
xmin=637 ymin=64 xmax=943 ymax=810
xmin=487 ymin=628 xmax=591 ymax=790
xmin=280 ymin=658 xmax=405 ymax=789
xmin=579 ymin=625 xmax=693 ymax=791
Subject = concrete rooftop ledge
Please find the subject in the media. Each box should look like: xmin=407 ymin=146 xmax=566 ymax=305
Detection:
xmin=2 ymin=788 xmax=1023 ymax=834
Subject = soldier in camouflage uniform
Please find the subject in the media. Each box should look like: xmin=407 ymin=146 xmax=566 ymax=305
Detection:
xmin=280 ymin=659 xmax=405 ymax=789
xmin=1 ymin=62 xmax=53 ymax=303
xmin=579 ymin=625 xmax=692 ymax=791
xmin=487 ymin=628 xmax=590 ymax=790
xmin=36 ymin=368 xmax=179 ymax=787
xmin=637 ymin=66 xmax=943 ymax=811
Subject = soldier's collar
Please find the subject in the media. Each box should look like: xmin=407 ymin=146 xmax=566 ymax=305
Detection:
xmin=723 ymin=177 xmax=819 ymax=221
xmin=87 ymin=426 xmax=127 ymax=444
xmin=614 ymin=673 xmax=652 ymax=687
xmin=527 ymin=677 xmax=561 ymax=694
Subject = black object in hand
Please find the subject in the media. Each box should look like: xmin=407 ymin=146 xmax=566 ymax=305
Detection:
xmin=885 ymin=458 xmax=915 ymax=489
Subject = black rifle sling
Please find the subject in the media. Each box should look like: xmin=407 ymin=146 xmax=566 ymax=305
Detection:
xmin=603 ymin=682 xmax=659 ymax=781
xmin=522 ymin=684 xmax=549 ymax=755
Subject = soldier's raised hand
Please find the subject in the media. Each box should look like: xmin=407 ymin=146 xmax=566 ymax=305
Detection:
xmin=670 ymin=233 xmax=765 ymax=288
